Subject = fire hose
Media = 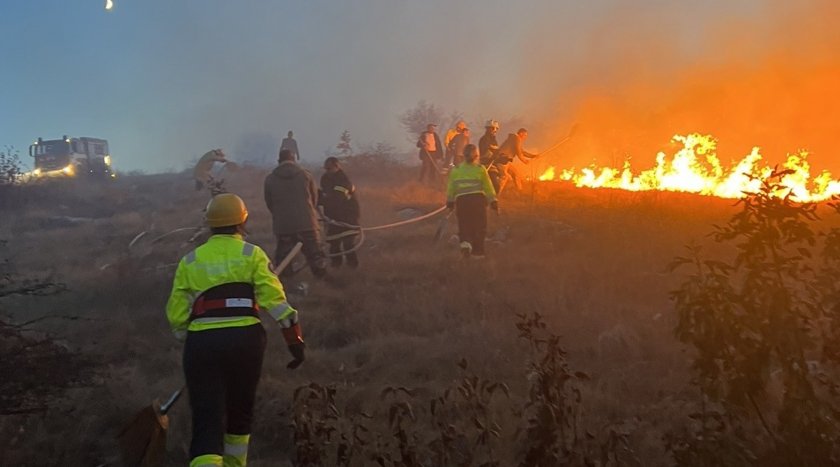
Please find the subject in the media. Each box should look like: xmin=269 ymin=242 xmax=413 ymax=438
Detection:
xmin=130 ymin=205 xmax=448 ymax=271
xmin=320 ymin=205 xmax=447 ymax=257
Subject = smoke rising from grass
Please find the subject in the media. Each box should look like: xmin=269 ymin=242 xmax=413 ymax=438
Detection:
xmin=528 ymin=0 xmax=840 ymax=174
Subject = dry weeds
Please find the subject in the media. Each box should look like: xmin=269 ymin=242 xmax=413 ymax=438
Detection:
xmin=0 ymin=164 xmax=800 ymax=465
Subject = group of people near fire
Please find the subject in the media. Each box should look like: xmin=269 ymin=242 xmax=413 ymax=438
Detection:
xmin=418 ymin=119 xmax=539 ymax=258
xmin=174 ymin=120 xmax=538 ymax=466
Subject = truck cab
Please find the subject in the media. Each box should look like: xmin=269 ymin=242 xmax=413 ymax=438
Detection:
xmin=29 ymin=136 xmax=114 ymax=178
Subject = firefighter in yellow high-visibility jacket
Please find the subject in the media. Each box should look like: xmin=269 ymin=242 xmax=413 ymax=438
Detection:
xmin=446 ymin=144 xmax=498 ymax=259
xmin=166 ymin=193 xmax=304 ymax=467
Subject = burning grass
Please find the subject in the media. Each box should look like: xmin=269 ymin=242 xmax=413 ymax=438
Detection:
xmin=537 ymin=133 xmax=840 ymax=202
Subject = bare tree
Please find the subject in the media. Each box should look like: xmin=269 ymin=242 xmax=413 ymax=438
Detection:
xmin=336 ymin=130 xmax=353 ymax=157
xmin=399 ymin=100 xmax=445 ymax=143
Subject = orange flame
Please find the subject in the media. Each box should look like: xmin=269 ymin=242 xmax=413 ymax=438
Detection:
xmin=538 ymin=134 xmax=840 ymax=202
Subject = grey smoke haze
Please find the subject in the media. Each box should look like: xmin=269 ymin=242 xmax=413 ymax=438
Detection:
xmin=5 ymin=0 xmax=839 ymax=173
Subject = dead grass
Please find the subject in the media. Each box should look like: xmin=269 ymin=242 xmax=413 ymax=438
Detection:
xmin=0 ymin=166 xmax=764 ymax=465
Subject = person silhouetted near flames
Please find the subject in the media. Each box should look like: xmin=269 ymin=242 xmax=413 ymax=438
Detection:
xmin=319 ymin=156 xmax=360 ymax=268
xmin=490 ymin=128 xmax=540 ymax=194
xmin=446 ymin=144 xmax=498 ymax=259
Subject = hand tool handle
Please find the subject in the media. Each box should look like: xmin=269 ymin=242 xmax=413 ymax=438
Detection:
xmin=272 ymin=242 xmax=303 ymax=275
xmin=160 ymin=387 xmax=183 ymax=415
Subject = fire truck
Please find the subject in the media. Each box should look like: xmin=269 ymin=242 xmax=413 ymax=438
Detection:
xmin=28 ymin=136 xmax=115 ymax=178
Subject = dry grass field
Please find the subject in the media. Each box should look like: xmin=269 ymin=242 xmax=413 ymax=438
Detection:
xmin=1 ymin=159 xmax=837 ymax=466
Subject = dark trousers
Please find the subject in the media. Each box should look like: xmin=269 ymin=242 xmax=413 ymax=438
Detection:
xmin=275 ymin=230 xmax=327 ymax=278
xmin=418 ymin=151 xmax=440 ymax=184
xmin=455 ymin=193 xmax=488 ymax=255
xmin=327 ymin=224 xmax=359 ymax=268
xmin=183 ymin=324 xmax=266 ymax=460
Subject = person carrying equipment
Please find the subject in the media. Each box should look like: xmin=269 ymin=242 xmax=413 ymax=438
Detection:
xmin=446 ymin=144 xmax=498 ymax=259
xmin=166 ymin=193 xmax=305 ymax=467
xmin=491 ymin=128 xmax=539 ymax=194
xmin=416 ymin=123 xmax=444 ymax=184
xmin=193 ymin=149 xmax=228 ymax=191
xmin=320 ymin=157 xmax=361 ymax=268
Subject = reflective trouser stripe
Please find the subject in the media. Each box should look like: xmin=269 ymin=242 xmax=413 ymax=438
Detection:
xmin=223 ymin=433 xmax=250 ymax=467
xmin=190 ymin=453 xmax=223 ymax=466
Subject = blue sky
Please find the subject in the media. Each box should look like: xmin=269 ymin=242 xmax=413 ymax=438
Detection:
xmin=1 ymin=0 xmax=770 ymax=172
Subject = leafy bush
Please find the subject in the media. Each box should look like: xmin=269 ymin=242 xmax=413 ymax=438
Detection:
xmin=668 ymin=170 xmax=840 ymax=465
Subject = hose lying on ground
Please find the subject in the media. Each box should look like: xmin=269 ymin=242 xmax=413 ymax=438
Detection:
xmin=320 ymin=205 xmax=447 ymax=257
xmin=127 ymin=205 xmax=448 ymax=267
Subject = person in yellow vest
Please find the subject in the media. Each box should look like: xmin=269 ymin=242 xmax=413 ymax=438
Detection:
xmin=446 ymin=144 xmax=498 ymax=259
xmin=193 ymin=149 xmax=229 ymax=191
xmin=166 ymin=193 xmax=304 ymax=467
xmin=444 ymin=120 xmax=467 ymax=147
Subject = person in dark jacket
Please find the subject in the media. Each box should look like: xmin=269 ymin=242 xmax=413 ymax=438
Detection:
xmin=417 ymin=123 xmax=444 ymax=184
xmin=264 ymin=149 xmax=327 ymax=279
xmin=478 ymin=120 xmax=500 ymax=165
xmin=319 ymin=157 xmax=360 ymax=268
xmin=446 ymin=127 xmax=471 ymax=167
xmin=491 ymin=128 xmax=539 ymax=194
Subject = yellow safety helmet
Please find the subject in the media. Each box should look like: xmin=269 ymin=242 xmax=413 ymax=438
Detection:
xmin=205 ymin=193 xmax=248 ymax=227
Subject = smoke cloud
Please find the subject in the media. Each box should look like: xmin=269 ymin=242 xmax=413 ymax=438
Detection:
xmin=526 ymin=0 xmax=840 ymax=174
xmin=6 ymin=1 xmax=839 ymax=173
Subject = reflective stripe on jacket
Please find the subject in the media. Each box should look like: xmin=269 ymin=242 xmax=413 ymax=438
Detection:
xmin=446 ymin=163 xmax=497 ymax=202
xmin=166 ymin=234 xmax=296 ymax=339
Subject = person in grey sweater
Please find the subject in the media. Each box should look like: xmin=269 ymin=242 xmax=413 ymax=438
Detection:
xmin=264 ymin=149 xmax=326 ymax=278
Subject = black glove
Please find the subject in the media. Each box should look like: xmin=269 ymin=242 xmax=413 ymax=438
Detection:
xmin=287 ymin=343 xmax=305 ymax=369
xmin=446 ymin=201 xmax=455 ymax=211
